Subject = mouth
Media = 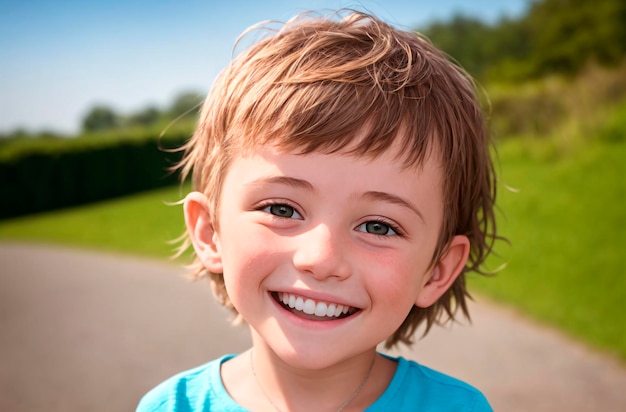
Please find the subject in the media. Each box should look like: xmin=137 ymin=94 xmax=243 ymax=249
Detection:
xmin=271 ymin=292 xmax=360 ymax=321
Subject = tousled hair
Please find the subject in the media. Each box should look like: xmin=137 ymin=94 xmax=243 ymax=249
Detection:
xmin=177 ymin=10 xmax=497 ymax=348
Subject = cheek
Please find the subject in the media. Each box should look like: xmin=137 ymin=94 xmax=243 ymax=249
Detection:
xmin=363 ymin=251 xmax=428 ymax=306
xmin=219 ymin=226 xmax=285 ymax=290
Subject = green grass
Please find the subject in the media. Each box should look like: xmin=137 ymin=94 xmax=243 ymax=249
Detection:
xmin=0 ymin=185 xmax=188 ymax=258
xmin=1 ymin=139 xmax=624 ymax=361
xmin=472 ymin=137 xmax=626 ymax=360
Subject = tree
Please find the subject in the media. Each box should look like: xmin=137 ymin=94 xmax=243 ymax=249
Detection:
xmin=129 ymin=106 xmax=161 ymax=127
xmin=168 ymin=91 xmax=204 ymax=119
xmin=421 ymin=14 xmax=532 ymax=81
xmin=420 ymin=0 xmax=626 ymax=81
xmin=422 ymin=15 xmax=493 ymax=78
xmin=82 ymin=105 xmax=119 ymax=132
xmin=526 ymin=0 xmax=626 ymax=75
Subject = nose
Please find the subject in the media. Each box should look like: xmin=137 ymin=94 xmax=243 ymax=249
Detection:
xmin=292 ymin=223 xmax=352 ymax=281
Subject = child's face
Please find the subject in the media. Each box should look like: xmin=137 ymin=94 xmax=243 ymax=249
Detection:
xmin=189 ymin=142 xmax=468 ymax=369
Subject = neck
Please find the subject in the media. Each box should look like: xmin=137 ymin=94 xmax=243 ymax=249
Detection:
xmin=247 ymin=335 xmax=381 ymax=412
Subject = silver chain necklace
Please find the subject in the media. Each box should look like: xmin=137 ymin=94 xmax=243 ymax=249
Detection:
xmin=249 ymin=350 xmax=375 ymax=412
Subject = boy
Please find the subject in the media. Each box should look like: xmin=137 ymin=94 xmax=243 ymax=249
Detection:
xmin=138 ymin=10 xmax=497 ymax=412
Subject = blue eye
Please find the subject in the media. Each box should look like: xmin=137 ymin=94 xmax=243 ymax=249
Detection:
xmin=357 ymin=221 xmax=398 ymax=236
xmin=263 ymin=204 xmax=302 ymax=219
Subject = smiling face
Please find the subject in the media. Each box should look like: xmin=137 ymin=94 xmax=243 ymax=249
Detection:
xmin=185 ymin=143 xmax=469 ymax=370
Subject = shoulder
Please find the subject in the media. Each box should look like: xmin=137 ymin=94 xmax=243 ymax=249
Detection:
xmin=369 ymin=356 xmax=493 ymax=412
xmin=136 ymin=355 xmax=239 ymax=412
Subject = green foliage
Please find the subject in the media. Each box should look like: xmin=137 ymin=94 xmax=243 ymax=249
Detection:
xmin=0 ymin=185 xmax=188 ymax=258
xmin=488 ymin=82 xmax=565 ymax=137
xmin=0 ymin=132 xmax=188 ymax=219
xmin=82 ymin=105 xmax=120 ymax=132
xmin=527 ymin=0 xmax=626 ymax=75
xmin=0 ymin=128 xmax=64 ymax=140
xmin=487 ymin=62 xmax=626 ymax=140
xmin=73 ymin=91 xmax=203 ymax=136
xmin=422 ymin=15 xmax=530 ymax=80
xmin=421 ymin=0 xmax=626 ymax=81
xmin=129 ymin=106 xmax=161 ymax=127
xmin=168 ymin=91 xmax=204 ymax=120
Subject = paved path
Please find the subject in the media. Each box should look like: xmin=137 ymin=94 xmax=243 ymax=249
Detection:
xmin=1 ymin=242 xmax=625 ymax=411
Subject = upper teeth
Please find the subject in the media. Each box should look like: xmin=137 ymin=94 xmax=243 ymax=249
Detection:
xmin=278 ymin=292 xmax=352 ymax=318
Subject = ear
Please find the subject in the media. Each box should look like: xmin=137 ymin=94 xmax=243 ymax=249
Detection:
xmin=415 ymin=235 xmax=470 ymax=308
xmin=184 ymin=191 xmax=223 ymax=273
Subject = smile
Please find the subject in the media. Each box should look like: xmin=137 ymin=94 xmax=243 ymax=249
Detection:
xmin=272 ymin=292 xmax=359 ymax=320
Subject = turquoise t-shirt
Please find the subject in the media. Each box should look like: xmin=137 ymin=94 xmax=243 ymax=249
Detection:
xmin=137 ymin=354 xmax=492 ymax=411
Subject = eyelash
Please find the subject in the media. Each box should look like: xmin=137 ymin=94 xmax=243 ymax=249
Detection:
xmin=255 ymin=201 xmax=405 ymax=237
xmin=255 ymin=200 xmax=303 ymax=219
xmin=360 ymin=217 xmax=405 ymax=238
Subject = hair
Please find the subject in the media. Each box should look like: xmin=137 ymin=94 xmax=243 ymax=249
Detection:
xmin=177 ymin=10 xmax=497 ymax=349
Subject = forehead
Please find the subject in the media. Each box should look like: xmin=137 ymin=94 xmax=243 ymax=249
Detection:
xmin=225 ymin=142 xmax=443 ymax=195
xmin=235 ymin=122 xmax=440 ymax=173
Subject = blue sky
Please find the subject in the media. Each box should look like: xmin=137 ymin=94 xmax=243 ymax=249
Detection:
xmin=0 ymin=0 xmax=528 ymax=135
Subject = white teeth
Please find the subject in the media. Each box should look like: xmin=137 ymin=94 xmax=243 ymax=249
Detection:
xmin=314 ymin=302 xmax=328 ymax=317
xmin=303 ymin=299 xmax=315 ymax=315
xmin=327 ymin=303 xmax=337 ymax=317
xmin=334 ymin=305 xmax=344 ymax=317
xmin=277 ymin=292 xmax=354 ymax=318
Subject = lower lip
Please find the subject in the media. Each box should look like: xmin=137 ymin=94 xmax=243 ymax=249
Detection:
xmin=269 ymin=293 xmax=359 ymax=330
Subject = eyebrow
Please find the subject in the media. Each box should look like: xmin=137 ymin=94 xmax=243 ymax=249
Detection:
xmin=245 ymin=178 xmax=424 ymax=222
xmin=245 ymin=176 xmax=315 ymax=191
xmin=361 ymin=191 xmax=425 ymax=223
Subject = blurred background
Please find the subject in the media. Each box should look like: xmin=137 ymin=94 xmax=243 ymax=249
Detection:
xmin=1 ymin=0 xmax=625 ymax=409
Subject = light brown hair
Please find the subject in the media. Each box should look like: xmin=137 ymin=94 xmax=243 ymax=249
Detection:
xmin=177 ymin=10 xmax=497 ymax=348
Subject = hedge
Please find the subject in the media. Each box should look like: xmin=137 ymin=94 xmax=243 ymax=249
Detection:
xmin=0 ymin=134 xmax=188 ymax=219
